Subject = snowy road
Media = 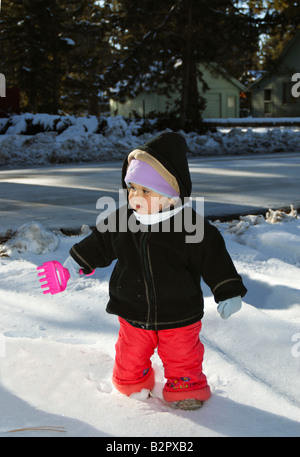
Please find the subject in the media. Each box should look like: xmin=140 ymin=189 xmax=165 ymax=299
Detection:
xmin=0 ymin=152 xmax=300 ymax=233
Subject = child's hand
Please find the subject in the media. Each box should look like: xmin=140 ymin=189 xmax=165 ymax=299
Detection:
xmin=63 ymin=256 xmax=82 ymax=280
xmin=217 ymin=296 xmax=242 ymax=319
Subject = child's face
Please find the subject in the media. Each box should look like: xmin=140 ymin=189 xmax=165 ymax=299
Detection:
xmin=128 ymin=182 xmax=172 ymax=214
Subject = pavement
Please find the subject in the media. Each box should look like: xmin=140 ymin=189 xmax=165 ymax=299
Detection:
xmin=0 ymin=153 xmax=299 ymax=234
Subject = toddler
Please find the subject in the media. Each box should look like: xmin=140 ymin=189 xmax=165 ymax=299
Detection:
xmin=64 ymin=132 xmax=247 ymax=410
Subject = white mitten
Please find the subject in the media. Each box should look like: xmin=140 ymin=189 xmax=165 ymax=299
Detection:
xmin=63 ymin=256 xmax=82 ymax=280
xmin=217 ymin=296 xmax=242 ymax=319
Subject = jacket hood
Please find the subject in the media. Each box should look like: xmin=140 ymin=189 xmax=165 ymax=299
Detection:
xmin=121 ymin=132 xmax=192 ymax=200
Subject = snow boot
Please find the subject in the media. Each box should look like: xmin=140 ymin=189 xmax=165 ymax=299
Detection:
xmin=168 ymin=398 xmax=204 ymax=410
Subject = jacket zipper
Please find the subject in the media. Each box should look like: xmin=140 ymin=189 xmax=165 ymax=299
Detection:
xmin=140 ymin=232 xmax=157 ymax=329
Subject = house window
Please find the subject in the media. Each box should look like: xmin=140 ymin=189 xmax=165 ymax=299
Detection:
xmin=264 ymin=89 xmax=272 ymax=101
xmin=264 ymin=89 xmax=272 ymax=114
xmin=282 ymin=82 xmax=298 ymax=104
xmin=227 ymin=96 xmax=235 ymax=109
xmin=226 ymin=95 xmax=236 ymax=117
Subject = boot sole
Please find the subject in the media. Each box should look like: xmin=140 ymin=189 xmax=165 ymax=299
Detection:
xmin=169 ymin=399 xmax=204 ymax=410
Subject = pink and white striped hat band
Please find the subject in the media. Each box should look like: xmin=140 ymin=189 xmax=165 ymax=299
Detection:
xmin=124 ymin=159 xmax=180 ymax=199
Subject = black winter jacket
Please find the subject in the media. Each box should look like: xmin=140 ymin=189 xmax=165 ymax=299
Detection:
xmin=69 ymin=133 xmax=247 ymax=330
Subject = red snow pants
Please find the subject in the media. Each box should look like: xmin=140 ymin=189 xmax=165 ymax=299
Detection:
xmin=112 ymin=317 xmax=211 ymax=402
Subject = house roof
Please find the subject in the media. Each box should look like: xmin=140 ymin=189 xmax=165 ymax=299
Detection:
xmin=206 ymin=62 xmax=246 ymax=91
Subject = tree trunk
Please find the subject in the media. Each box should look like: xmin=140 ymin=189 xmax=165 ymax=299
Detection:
xmin=180 ymin=0 xmax=201 ymax=131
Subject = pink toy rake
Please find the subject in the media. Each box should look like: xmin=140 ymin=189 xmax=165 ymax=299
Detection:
xmin=37 ymin=261 xmax=94 ymax=295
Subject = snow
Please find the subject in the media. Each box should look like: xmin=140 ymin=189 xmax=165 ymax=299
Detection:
xmin=0 ymin=113 xmax=299 ymax=168
xmin=0 ymin=208 xmax=299 ymax=437
xmin=203 ymin=117 xmax=300 ymax=124
xmin=0 ymin=114 xmax=299 ymax=438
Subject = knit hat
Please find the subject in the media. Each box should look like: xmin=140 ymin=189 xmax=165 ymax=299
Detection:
xmin=124 ymin=159 xmax=180 ymax=198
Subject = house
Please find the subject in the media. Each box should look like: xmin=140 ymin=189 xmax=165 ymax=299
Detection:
xmin=249 ymin=30 xmax=300 ymax=118
xmin=110 ymin=63 xmax=245 ymax=119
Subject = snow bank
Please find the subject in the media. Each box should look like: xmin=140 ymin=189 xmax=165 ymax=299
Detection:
xmin=3 ymin=222 xmax=59 ymax=257
xmin=0 ymin=113 xmax=299 ymax=167
xmin=214 ymin=206 xmax=300 ymax=266
xmin=204 ymin=117 xmax=300 ymax=125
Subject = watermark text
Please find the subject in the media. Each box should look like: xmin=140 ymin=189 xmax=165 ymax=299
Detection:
xmin=0 ymin=73 xmax=6 ymax=98
xmin=292 ymin=333 xmax=300 ymax=358
xmin=291 ymin=73 xmax=300 ymax=98
xmin=96 ymin=190 xmax=205 ymax=243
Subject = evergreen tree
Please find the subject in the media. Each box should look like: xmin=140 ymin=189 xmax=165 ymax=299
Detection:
xmin=103 ymin=0 xmax=260 ymax=131
xmin=1 ymin=0 xmax=110 ymax=114
xmin=60 ymin=1 xmax=111 ymax=115
xmin=1 ymin=1 xmax=74 ymax=112
xmin=243 ymin=0 xmax=300 ymax=69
